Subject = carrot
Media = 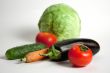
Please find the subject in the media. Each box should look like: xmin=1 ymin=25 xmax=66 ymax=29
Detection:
xmin=24 ymin=48 xmax=48 ymax=63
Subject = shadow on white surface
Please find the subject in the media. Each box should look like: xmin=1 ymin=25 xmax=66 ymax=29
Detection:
xmin=54 ymin=61 xmax=83 ymax=68
xmin=0 ymin=55 xmax=7 ymax=60
xmin=13 ymin=26 xmax=38 ymax=42
xmin=56 ymin=61 xmax=72 ymax=68
xmin=17 ymin=28 xmax=37 ymax=42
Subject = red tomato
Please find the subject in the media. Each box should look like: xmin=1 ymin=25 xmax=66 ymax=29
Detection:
xmin=36 ymin=32 xmax=57 ymax=47
xmin=68 ymin=44 xmax=92 ymax=67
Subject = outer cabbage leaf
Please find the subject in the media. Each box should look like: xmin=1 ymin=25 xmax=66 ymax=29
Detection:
xmin=38 ymin=3 xmax=81 ymax=41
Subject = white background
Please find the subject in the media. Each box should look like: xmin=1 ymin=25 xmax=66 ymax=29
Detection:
xmin=0 ymin=0 xmax=110 ymax=73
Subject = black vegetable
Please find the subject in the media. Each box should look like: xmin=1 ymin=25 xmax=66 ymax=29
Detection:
xmin=53 ymin=38 xmax=100 ymax=61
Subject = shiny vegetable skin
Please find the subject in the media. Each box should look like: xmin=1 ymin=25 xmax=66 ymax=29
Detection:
xmin=54 ymin=38 xmax=100 ymax=61
xmin=68 ymin=44 xmax=92 ymax=67
xmin=5 ymin=43 xmax=47 ymax=60
xmin=36 ymin=32 xmax=57 ymax=47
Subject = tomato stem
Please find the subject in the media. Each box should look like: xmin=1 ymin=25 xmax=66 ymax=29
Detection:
xmin=80 ymin=44 xmax=88 ymax=52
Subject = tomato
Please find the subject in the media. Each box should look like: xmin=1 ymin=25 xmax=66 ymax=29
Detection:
xmin=68 ymin=44 xmax=92 ymax=67
xmin=36 ymin=32 xmax=57 ymax=47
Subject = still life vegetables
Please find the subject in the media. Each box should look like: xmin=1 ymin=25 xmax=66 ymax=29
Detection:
xmin=4 ymin=3 xmax=100 ymax=68
xmin=48 ymin=38 xmax=100 ymax=61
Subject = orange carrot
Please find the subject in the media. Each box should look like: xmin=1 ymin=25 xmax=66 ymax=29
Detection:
xmin=24 ymin=48 xmax=48 ymax=63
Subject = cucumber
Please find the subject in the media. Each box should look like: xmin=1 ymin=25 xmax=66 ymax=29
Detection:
xmin=5 ymin=43 xmax=47 ymax=60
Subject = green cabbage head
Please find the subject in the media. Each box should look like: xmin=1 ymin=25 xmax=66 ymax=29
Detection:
xmin=38 ymin=3 xmax=81 ymax=41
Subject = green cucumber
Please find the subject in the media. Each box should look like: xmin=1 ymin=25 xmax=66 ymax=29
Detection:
xmin=5 ymin=43 xmax=47 ymax=60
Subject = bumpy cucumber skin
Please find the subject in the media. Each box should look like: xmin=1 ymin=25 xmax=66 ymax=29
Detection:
xmin=5 ymin=43 xmax=47 ymax=60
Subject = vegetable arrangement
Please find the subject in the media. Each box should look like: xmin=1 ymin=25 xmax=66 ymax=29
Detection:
xmin=5 ymin=32 xmax=100 ymax=67
xmin=48 ymin=38 xmax=100 ymax=61
xmin=5 ymin=3 xmax=100 ymax=67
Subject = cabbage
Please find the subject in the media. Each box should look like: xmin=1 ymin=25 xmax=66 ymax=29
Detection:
xmin=38 ymin=3 xmax=81 ymax=41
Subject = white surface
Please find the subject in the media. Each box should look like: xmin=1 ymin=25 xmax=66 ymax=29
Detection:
xmin=0 ymin=0 xmax=110 ymax=73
